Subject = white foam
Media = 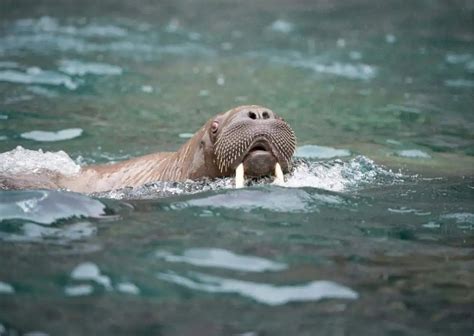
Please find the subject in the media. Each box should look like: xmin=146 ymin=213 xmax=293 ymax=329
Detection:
xmin=0 ymin=67 xmax=79 ymax=89
xmin=295 ymin=145 xmax=351 ymax=159
xmin=422 ymin=222 xmax=440 ymax=229
xmin=284 ymin=156 xmax=393 ymax=191
xmin=388 ymin=207 xmax=430 ymax=216
xmin=0 ymin=146 xmax=81 ymax=175
xmin=64 ymin=284 xmax=94 ymax=296
xmin=70 ymin=262 xmax=112 ymax=290
xmin=0 ymin=281 xmax=15 ymax=294
xmin=156 ymin=248 xmax=287 ymax=272
xmin=269 ymin=20 xmax=294 ymax=34
xmin=141 ymin=85 xmax=154 ymax=93
xmin=116 ymin=282 xmax=140 ymax=295
xmin=58 ymin=59 xmax=123 ymax=76
xmin=385 ymin=34 xmax=397 ymax=43
xmin=396 ymin=149 xmax=431 ymax=159
xmin=178 ymin=132 xmax=194 ymax=139
xmin=21 ymin=128 xmax=83 ymax=141
xmin=98 ymin=156 xmax=400 ymax=199
xmin=158 ymin=272 xmax=358 ymax=305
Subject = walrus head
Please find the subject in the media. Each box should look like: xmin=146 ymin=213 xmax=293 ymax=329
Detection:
xmin=182 ymin=105 xmax=296 ymax=185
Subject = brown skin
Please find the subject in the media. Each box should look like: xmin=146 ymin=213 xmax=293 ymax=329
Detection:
xmin=2 ymin=105 xmax=296 ymax=193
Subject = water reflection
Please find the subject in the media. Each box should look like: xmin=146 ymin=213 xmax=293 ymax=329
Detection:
xmin=0 ymin=281 xmax=15 ymax=294
xmin=158 ymin=271 xmax=358 ymax=306
xmin=0 ymin=190 xmax=105 ymax=224
xmin=156 ymin=248 xmax=287 ymax=272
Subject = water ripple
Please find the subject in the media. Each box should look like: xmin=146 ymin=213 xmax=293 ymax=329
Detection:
xmin=0 ymin=190 xmax=105 ymax=225
xmin=158 ymin=271 xmax=359 ymax=305
xmin=156 ymin=248 xmax=287 ymax=272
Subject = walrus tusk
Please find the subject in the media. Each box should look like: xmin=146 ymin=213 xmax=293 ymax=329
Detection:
xmin=235 ymin=163 xmax=245 ymax=188
xmin=273 ymin=162 xmax=284 ymax=185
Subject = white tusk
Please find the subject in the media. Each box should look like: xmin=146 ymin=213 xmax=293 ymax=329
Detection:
xmin=273 ymin=162 xmax=284 ymax=185
xmin=235 ymin=163 xmax=245 ymax=188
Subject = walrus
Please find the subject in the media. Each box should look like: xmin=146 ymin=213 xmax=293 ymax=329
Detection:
xmin=1 ymin=105 xmax=297 ymax=193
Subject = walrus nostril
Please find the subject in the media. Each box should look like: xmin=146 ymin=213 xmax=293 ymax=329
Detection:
xmin=248 ymin=111 xmax=257 ymax=119
xmin=262 ymin=111 xmax=270 ymax=119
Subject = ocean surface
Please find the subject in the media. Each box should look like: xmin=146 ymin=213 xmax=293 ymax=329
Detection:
xmin=0 ymin=1 xmax=473 ymax=335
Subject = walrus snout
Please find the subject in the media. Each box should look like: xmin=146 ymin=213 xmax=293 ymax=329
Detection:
xmin=214 ymin=106 xmax=296 ymax=183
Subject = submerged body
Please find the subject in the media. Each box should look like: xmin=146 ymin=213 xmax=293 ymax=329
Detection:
xmin=1 ymin=105 xmax=296 ymax=193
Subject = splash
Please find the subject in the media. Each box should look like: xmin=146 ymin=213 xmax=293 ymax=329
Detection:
xmin=96 ymin=156 xmax=402 ymax=199
xmin=0 ymin=146 xmax=80 ymax=176
xmin=284 ymin=156 xmax=402 ymax=191
xmin=0 ymin=147 xmax=401 ymax=199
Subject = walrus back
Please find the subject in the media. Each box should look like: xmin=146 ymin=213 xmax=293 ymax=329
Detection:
xmin=0 ymin=171 xmax=63 ymax=190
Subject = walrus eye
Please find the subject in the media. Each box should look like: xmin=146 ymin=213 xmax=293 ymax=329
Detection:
xmin=211 ymin=121 xmax=219 ymax=133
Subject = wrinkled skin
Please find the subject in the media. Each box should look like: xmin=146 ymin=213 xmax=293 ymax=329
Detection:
xmin=1 ymin=105 xmax=296 ymax=193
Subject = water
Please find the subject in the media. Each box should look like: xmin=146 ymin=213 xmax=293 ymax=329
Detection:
xmin=0 ymin=1 xmax=473 ymax=335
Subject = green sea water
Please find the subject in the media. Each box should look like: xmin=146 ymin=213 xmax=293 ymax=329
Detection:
xmin=0 ymin=1 xmax=473 ymax=335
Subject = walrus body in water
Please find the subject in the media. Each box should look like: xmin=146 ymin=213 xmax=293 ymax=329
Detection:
xmin=1 ymin=105 xmax=296 ymax=193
